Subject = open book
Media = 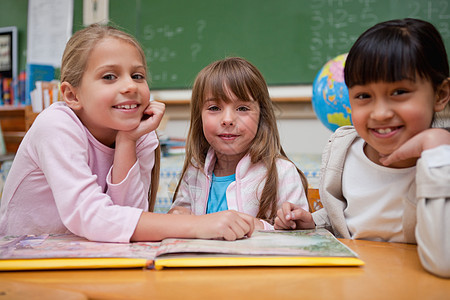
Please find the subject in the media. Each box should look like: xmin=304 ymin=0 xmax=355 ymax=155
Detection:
xmin=0 ymin=228 xmax=363 ymax=271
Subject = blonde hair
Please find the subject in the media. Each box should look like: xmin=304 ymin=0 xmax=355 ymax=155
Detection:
xmin=60 ymin=23 xmax=159 ymax=211
xmin=174 ymin=57 xmax=308 ymax=222
xmin=60 ymin=23 xmax=147 ymax=88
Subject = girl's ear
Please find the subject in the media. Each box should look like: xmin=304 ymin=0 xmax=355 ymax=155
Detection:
xmin=60 ymin=82 xmax=82 ymax=110
xmin=435 ymin=77 xmax=450 ymax=112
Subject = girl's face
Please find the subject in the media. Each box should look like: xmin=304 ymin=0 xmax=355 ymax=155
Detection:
xmin=68 ymin=37 xmax=150 ymax=146
xmin=349 ymin=76 xmax=440 ymax=167
xmin=201 ymin=88 xmax=260 ymax=164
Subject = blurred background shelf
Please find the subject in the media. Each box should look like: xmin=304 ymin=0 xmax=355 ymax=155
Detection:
xmin=0 ymin=106 xmax=38 ymax=153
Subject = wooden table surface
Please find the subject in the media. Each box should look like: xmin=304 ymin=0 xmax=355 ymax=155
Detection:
xmin=0 ymin=239 xmax=448 ymax=300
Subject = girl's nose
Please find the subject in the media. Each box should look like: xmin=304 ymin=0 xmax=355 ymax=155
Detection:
xmin=221 ymin=119 xmax=234 ymax=126
xmin=370 ymin=99 xmax=394 ymax=120
xmin=121 ymin=77 xmax=138 ymax=94
xmin=221 ymin=109 xmax=235 ymax=126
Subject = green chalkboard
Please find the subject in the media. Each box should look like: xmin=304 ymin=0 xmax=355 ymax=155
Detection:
xmin=107 ymin=0 xmax=450 ymax=89
xmin=1 ymin=0 xmax=450 ymax=90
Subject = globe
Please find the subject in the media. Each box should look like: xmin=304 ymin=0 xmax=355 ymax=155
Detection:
xmin=312 ymin=53 xmax=352 ymax=132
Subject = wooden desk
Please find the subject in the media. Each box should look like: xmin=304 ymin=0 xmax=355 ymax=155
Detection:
xmin=0 ymin=239 xmax=448 ymax=299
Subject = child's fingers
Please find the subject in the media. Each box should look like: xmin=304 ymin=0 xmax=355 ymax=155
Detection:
xmin=275 ymin=208 xmax=295 ymax=229
xmin=234 ymin=211 xmax=255 ymax=237
xmin=136 ymin=102 xmax=165 ymax=135
xmin=281 ymin=202 xmax=299 ymax=229
xmin=142 ymin=102 xmax=165 ymax=124
xmin=380 ymin=141 xmax=421 ymax=166
xmin=290 ymin=209 xmax=315 ymax=229
xmin=222 ymin=218 xmax=244 ymax=241
xmin=227 ymin=211 xmax=255 ymax=240
xmin=151 ymin=101 xmax=166 ymax=114
xmin=222 ymin=224 xmax=245 ymax=241
xmin=281 ymin=202 xmax=298 ymax=220
xmin=204 ymin=211 xmax=254 ymax=241
xmin=381 ymin=128 xmax=450 ymax=166
xmin=274 ymin=216 xmax=292 ymax=230
xmin=144 ymin=101 xmax=165 ymax=117
xmin=290 ymin=209 xmax=309 ymax=222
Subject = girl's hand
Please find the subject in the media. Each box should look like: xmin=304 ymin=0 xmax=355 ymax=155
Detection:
xmin=274 ymin=202 xmax=315 ymax=230
xmin=254 ymin=218 xmax=265 ymax=230
xmin=194 ymin=210 xmax=255 ymax=241
xmin=119 ymin=101 xmax=166 ymax=142
xmin=111 ymin=101 xmax=165 ymax=184
xmin=168 ymin=206 xmax=193 ymax=215
xmin=131 ymin=210 xmax=254 ymax=242
xmin=380 ymin=128 xmax=450 ymax=166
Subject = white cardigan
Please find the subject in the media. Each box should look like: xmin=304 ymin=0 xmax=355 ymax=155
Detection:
xmin=313 ymin=126 xmax=450 ymax=278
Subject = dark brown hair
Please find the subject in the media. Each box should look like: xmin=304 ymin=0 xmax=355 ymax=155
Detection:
xmin=344 ymin=18 xmax=449 ymax=91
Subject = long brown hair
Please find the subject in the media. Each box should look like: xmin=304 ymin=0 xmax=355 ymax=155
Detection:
xmin=174 ymin=57 xmax=308 ymax=223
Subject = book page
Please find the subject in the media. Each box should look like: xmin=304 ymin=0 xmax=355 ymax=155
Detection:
xmin=155 ymin=229 xmax=358 ymax=258
xmin=0 ymin=229 xmax=358 ymax=260
xmin=0 ymin=234 xmax=160 ymax=260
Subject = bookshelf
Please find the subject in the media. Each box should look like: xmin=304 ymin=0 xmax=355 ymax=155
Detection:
xmin=0 ymin=106 xmax=38 ymax=153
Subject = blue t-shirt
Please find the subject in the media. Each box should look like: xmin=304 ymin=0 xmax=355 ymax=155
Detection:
xmin=206 ymin=173 xmax=235 ymax=214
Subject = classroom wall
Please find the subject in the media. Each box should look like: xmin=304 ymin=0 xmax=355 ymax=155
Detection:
xmin=3 ymin=0 xmax=449 ymax=155
xmin=0 ymin=0 xmax=333 ymax=155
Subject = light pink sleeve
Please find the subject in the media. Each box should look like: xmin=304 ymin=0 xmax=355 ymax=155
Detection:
xmin=35 ymin=113 xmax=156 ymax=242
xmin=106 ymin=131 xmax=158 ymax=210
xmin=277 ymin=159 xmax=309 ymax=211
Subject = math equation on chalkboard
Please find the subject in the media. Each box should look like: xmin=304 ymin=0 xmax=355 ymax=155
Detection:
xmin=307 ymin=0 xmax=450 ymax=72
xmin=130 ymin=0 xmax=450 ymax=89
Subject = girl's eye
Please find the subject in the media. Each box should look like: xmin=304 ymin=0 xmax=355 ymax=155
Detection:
xmin=132 ymin=73 xmax=146 ymax=80
xmin=392 ymin=89 xmax=408 ymax=96
xmin=237 ymin=106 xmax=250 ymax=111
xmin=207 ymin=105 xmax=220 ymax=111
xmin=102 ymin=74 xmax=116 ymax=80
xmin=355 ymin=93 xmax=370 ymax=100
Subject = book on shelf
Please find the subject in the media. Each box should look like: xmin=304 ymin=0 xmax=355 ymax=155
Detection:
xmin=25 ymin=63 xmax=55 ymax=108
xmin=0 ymin=228 xmax=364 ymax=271
xmin=18 ymin=71 xmax=26 ymax=106
xmin=31 ymin=80 xmax=60 ymax=112
xmin=160 ymin=138 xmax=186 ymax=156
xmin=1 ymin=78 xmax=12 ymax=106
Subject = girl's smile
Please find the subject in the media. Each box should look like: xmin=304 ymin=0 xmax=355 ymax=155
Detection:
xmin=112 ymin=101 xmax=142 ymax=116
xmin=218 ymin=133 xmax=240 ymax=140
xmin=113 ymin=103 xmax=139 ymax=110
xmin=65 ymin=37 xmax=150 ymax=146
xmin=349 ymin=77 xmax=438 ymax=167
xmin=371 ymin=126 xmax=402 ymax=136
